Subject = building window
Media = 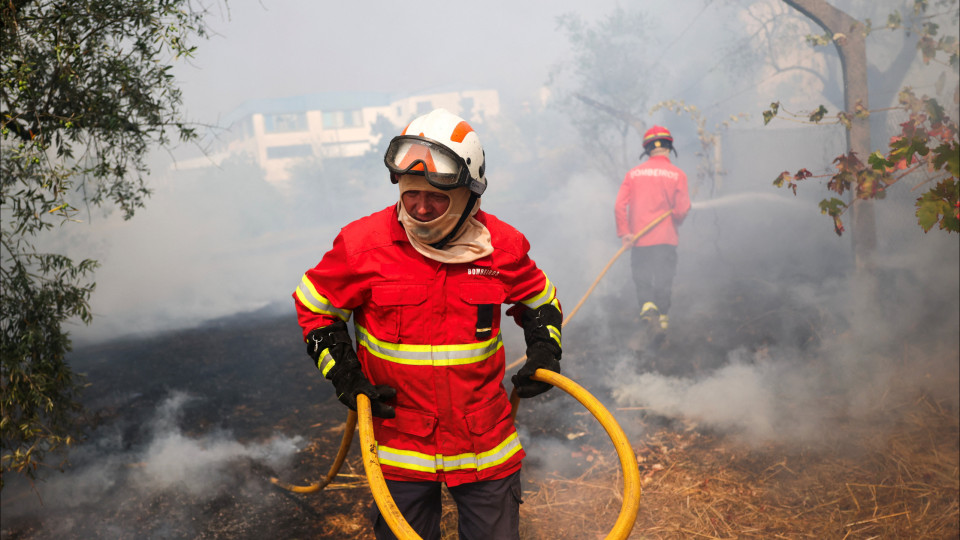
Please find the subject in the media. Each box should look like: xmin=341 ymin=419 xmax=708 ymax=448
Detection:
xmin=264 ymin=113 xmax=308 ymax=133
xmin=322 ymin=109 xmax=363 ymax=129
xmin=266 ymin=144 xmax=313 ymax=159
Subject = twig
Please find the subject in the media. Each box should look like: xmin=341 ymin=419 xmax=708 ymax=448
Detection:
xmin=845 ymin=511 xmax=910 ymax=527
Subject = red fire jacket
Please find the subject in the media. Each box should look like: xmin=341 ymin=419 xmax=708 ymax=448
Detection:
xmin=294 ymin=206 xmax=561 ymax=486
xmin=614 ymin=155 xmax=691 ymax=247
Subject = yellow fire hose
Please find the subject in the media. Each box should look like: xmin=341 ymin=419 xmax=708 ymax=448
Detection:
xmin=270 ymin=410 xmax=357 ymax=493
xmin=358 ymin=368 xmax=642 ymax=540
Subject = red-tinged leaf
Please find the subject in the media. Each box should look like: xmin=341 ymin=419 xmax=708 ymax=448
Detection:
xmin=795 ymin=168 xmax=812 ymax=180
xmin=827 ymin=171 xmax=853 ymax=195
xmin=833 ymin=152 xmax=863 ymax=173
xmin=920 ymin=36 xmax=937 ymax=64
xmin=833 ymin=216 xmax=844 ymax=236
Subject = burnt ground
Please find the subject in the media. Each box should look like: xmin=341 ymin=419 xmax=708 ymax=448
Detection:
xmin=1 ymin=276 xmax=958 ymax=539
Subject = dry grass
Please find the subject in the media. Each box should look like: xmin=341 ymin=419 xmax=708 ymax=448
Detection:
xmin=516 ymin=392 xmax=959 ymax=539
xmin=304 ymin=388 xmax=957 ymax=539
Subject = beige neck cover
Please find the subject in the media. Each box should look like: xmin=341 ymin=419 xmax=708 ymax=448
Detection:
xmin=396 ymin=175 xmax=493 ymax=264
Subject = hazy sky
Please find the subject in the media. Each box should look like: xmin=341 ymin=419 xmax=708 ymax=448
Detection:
xmin=175 ymin=0 xmax=634 ymax=125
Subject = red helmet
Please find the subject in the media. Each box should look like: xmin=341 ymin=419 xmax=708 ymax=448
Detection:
xmin=642 ymin=125 xmax=673 ymax=153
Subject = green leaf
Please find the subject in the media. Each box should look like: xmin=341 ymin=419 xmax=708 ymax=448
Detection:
xmin=818 ymin=197 xmax=846 ymax=217
xmin=915 ymin=178 xmax=960 ymax=233
xmin=916 ymin=197 xmax=948 ymax=231
xmin=805 ymin=33 xmax=832 ymax=47
xmin=868 ymin=150 xmax=895 ymax=171
xmin=887 ymin=11 xmax=902 ymax=29
xmin=809 ymin=105 xmax=828 ymax=123
xmin=930 ymin=142 xmax=960 ymax=177
xmin=773 ymin=171 xmax=790 ymax=188
xmin=763 ymin=102 xmax=780 ymax=126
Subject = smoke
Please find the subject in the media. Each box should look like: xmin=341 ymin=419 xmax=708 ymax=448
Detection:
xmin=131 ymin=392 xmax=303 ymax=495
xmin=1 ymin=391 xmax=304 ymax=535
xmin=507 ymin=121 xmax=959 ymax=461
xmin=607 ymin=346 xmax=838 ymax=445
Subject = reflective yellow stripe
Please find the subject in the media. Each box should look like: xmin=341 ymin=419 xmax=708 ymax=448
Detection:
xmin=295 ymin=274 xmax=351 ymax=321
xmin=521 ymin=272 xmax=557 ymax=309
xmin=547 ymin=324 xmax=561 ymax=348
xmin=377 ymin=432 xmax=522 ymax=473
xmin=318 ymin=349 xmax=336 ymax=377
xmin=356 ymin=325 xmax=503 ymax=366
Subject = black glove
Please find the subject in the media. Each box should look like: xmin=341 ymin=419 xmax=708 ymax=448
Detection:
xmin=511 ymin=342 xmax=561 ymax=398
xmin=329 ymin=361 xmax=397 ymax=418
xmin=511 ymin=304 xmax=562 ymax=398
xmin=306 ymin=322 xmax=396 ymax=418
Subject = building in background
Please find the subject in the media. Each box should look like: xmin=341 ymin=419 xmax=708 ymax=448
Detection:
xmin=176 ymin=87 xmax=500 ymax=182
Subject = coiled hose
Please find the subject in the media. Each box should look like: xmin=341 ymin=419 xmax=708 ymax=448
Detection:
xmin=358 ymin=368 xmax=641 ymax=540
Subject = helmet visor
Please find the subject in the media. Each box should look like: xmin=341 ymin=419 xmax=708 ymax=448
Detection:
xmin=384 ymin=136 xmax=469 ymax=190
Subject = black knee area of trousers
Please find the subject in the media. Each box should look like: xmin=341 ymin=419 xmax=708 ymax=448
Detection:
xmin=629 ymin=245 xmax=678 ymax=314
xmin=371 ymin=472 xmax=522 ymax=540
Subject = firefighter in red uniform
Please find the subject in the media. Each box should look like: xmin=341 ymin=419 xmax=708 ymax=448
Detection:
xmin=614 ymin=125 xmax=691 ymax=333
xmin=293 ymin=108 xmax=562 ymax=540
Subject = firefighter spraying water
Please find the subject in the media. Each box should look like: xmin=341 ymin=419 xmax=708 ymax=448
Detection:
xmin=615 ymin=125 xmax=691 ymax=339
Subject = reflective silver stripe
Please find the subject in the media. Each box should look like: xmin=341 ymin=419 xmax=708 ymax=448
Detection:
xmin=377 ymin=432 xmax=522 ymax=473
xmin=547 ymin=325 xmax=561 ymax=348
xmin=294 ymin=274 xmax=351 ymax=321
xmin=377 ymin=447 xmax=437 ymax=473
xmin=521 ymin=273 xmax=557 ymax=309
xmin=356 ymin=325 xmax=503 ymax=366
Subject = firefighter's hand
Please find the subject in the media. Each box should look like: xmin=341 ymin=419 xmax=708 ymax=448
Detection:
xmin=511 ymin=342 xmax=561 ymax=398
xmin=330 ymin=363 xmax=396 ymax=418
xmin=621 ymin=235 xmax=634 ymax=247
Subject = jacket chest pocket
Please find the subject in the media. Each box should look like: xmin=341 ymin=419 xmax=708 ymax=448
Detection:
xmin=459 ymin=282 xmax=506 ymax=341
xmin=370 ymin=283 xmax=430 ymax=342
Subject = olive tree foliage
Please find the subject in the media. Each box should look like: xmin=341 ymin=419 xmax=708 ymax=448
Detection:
xmin=0 ymin=0 xmax=211 ymax=488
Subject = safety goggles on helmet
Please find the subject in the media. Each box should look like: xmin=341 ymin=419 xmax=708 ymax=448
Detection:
xmin=384 ymin=135 xmax=485 ymax=194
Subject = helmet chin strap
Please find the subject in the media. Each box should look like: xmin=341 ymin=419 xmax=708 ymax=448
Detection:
xmin=430 ymin=192 xmax=479 ymax=250
xmin=641 ymin=145 xmax=678 ymax=159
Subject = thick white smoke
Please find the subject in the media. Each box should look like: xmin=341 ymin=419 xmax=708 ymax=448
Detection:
xmin=1 ymin=391 xmax=304 ymax=533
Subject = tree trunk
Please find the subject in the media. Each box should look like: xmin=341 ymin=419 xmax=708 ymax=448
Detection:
xmin=781 ymin=0 xmax=876 ymax=273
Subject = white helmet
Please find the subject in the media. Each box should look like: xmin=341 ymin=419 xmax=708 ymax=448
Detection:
xmin=384 ymin=108 xmax=487 ymax=195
